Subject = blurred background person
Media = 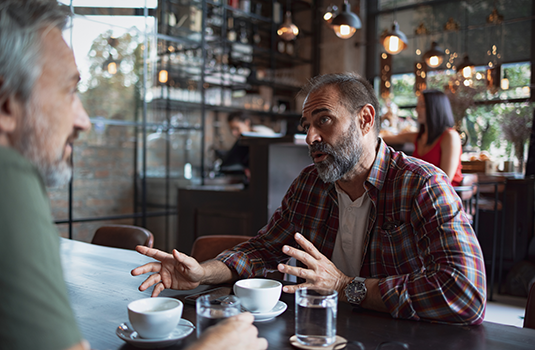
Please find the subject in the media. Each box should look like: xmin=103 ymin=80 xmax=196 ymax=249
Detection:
xmin=227 ymin=111 xmax=276 ymax=139
xmin=383 ymin=90 xmax=463 ymax=186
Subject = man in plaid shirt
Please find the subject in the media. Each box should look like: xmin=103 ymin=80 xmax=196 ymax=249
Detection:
xmin=133 ymin=73 xmax=486 ymax=325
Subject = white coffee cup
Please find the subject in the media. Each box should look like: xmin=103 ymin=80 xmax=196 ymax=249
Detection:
xmin=233 ymin=278 xmax=282 ymax=313
xmin=127 ymin=297 xmax=183 ymax=339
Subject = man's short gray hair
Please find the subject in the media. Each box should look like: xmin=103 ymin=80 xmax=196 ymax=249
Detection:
xmin=298 ymin=72 xmax=381 ymax=136
xmin=0 ymin=0 xmax=71 ymax=106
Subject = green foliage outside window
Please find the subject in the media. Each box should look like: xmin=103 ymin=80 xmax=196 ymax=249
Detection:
xmin=387 ymin=62 xmax=532 ymax=164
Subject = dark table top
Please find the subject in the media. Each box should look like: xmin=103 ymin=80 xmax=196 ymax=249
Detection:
xmin=60 ymin=238 xmax=535 ymax=350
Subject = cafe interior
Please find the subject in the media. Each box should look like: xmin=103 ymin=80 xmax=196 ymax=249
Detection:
xmin=51 ymin=0 xmax=535 ymax=345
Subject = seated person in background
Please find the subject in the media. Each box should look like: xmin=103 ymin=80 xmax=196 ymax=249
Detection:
xmin=227 ymin=111 xmax=276 ymax=138
xmin=133 ymin=72 xmax=486 ymax=326
xmin=383 ymin=90 xmax=463 ymax=186
xmin=0 ymin=1 xmax=266 ymax=350
xmin=220 ymin=112 xmax=277 ymax=181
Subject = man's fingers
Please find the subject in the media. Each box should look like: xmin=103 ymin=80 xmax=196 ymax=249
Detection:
xmin=277 ymin=263 xmax=315 ymax=281
xmin=151 ymin=282 xmax=165 ymax=297
xmin=136 ymin=246 xmax=174 ymax=262
xmin=256 ymin=337 xmax=269 ymax=350
xmin=172 ymin=249 xmax=199 ymax=269
xmin=131 ymin=262 xmax=163 ymax=276
xmin=139 ymin=272 xmax=162 ymax=291
xmin=231 ymin=312 xmax=255 ymax=324
xmin=281 ymin=282 xmax=313 ymax=294
xmin=294 ymin=232 xmax=323 ymax=260
xmin=281 ymin=245 xmax=317 ymax=270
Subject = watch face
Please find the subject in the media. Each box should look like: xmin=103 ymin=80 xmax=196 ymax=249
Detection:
xmin=346 ymin=278 xmax=367 ymax=305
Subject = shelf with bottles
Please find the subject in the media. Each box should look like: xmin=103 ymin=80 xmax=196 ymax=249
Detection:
xmin=149 ymin=83 xmax=302 ymax=118
xmin=158 ymin=0 xmax=205 ymax=41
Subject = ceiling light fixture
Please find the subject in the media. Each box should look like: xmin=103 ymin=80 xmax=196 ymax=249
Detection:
xmin=423 ymin=41 xmax=445 ymax=68
xmin=501 ymin=70 xmax=509 ymax=90
xmin=381 ymin=21 xmax=408 ymax=55
xmin=277 ymin=3 xmax=299 ymax=41
xmin=323 ymin=4 xmax=338 ymax=25
xmin=457 ymin=54 xmax=475 ymax=79
xmin=331 ymin=0 xmax=361 ymax=39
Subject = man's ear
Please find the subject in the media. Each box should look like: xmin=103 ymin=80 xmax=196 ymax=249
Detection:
xmin=0 ymin=92 xmax=23 ymax=135
xmin=359 ymin=104 xmax=376 ymax=136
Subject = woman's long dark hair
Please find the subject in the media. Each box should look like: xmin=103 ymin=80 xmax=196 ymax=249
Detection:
xmin=418 ymin=90 xmax=455 ymax=145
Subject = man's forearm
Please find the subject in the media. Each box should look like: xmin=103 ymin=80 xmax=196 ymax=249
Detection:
xmin=361 ymin=278 xmax=389 ymax=313
xmin=200 ymin=260 xmax=239 ymax=285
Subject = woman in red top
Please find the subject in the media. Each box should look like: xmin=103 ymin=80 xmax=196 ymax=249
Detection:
xmin=383 ymin=90 xmax=463 ymax=186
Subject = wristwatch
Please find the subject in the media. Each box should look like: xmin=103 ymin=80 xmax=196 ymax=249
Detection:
xmin=345 ymin=277 xmax=367 ymax=306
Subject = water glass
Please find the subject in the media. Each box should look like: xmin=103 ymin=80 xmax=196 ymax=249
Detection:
xmin=295 ymin=288 xmax=338 ymax=347
xmin=196 ymin=294 xmax=241 ymax=337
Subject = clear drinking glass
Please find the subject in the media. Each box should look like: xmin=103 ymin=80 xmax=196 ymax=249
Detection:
xmin=295 ymin=288 xmax=338 ymax=347
xmin=196 ymin=294 xmax=241 ymax=338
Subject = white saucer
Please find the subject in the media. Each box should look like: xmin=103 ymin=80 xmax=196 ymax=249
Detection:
xmin=116 ymin=319 xmax=195 ymax=349
xmin=247 ymin=301 xmax=287 ymax=322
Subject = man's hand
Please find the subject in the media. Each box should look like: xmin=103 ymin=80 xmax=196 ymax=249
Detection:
xmin=186 ymin=313 xmax=268 ymax=350
xmin=131 ymin=246 xmax=206 ymax=297
xmin=277 ymin=232 xmax=352 ymax=295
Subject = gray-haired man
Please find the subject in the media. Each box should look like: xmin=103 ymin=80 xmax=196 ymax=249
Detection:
xmin=0 ymin=1 xmax=266 ymax=350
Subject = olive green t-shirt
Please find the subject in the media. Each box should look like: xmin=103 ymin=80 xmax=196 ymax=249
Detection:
xmin=0 ymin=146 xmax=82 ymax=350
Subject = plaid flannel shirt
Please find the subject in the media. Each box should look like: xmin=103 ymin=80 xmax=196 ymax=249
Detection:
xmin=216 ymin=139 xmax=486 ymax=325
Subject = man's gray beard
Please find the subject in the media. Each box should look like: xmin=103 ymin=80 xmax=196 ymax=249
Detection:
xmin=310 ymin=120 xmax=362 ymax=183
xmin=14 ymin=98 xmax=72 ymax=188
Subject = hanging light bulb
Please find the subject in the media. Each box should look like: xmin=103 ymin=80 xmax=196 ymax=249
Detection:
xmin=107 ymin=61 xmax=117 ymax=75
xmin=277 ymin=11 xmax=299 ymax=41
xmin=501 ymin=70 xmax=509 ymax=90
xmin=158 ymin=70 xmax=168 ymax=84
xmin=423 ymin=41 xmax=445 ymax=68
xmin=331 ymin=0 xmax=361 ymax=39
xmin=323 ymin=4 xmax=338 ymax=25
xmin=456 ymin=54 xmax=475 ymax=78
xmin=381 ymin=21 xmax=408 ymax=55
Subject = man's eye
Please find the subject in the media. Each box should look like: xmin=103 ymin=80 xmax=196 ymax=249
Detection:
xmin=302 ymin=125 xmax=310 ymax=132
xmin=319 ymin=116 xmax=330 ymax=124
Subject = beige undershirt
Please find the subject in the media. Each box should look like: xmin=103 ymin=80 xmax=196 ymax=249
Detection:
xmin=331 ymin=184 xmax=372 ymax=277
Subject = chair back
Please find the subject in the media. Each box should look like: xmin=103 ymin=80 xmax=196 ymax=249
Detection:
xmin=524 ymin=283 xmax=535 ymax=329
xmin=190 ymin=235 xmax=250 ymax=263
xmin=454 ymin=174 xmax=479 ymax=202
xmin=91 ymin=225 xmax=154 ymax=250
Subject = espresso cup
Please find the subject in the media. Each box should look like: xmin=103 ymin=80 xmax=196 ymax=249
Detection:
xmin=127 ymin=297 xmax=183 ymax=339
xmin=233 ymin=278 xmax=282 ymax=313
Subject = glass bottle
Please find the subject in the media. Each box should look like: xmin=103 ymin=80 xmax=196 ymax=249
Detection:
xmin=227 ymin=16 xmax=236 ymax=42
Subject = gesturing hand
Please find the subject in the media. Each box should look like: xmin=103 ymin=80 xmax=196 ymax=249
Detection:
xmin=131 ymin=246 xmax=206 ymax=297
xmin=277 ymin=232 xmax=352 ymax=294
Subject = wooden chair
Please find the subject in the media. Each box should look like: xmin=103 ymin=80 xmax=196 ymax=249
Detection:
xmin=190 ymin=235 xmax=284 ymax=280
xmin=91 ymin=224 xmax=154 ymax=250
xmin=455 ymin=173 xmax=479 ymax=226
xmin=190 ymin=235 xmax=250 ymax=263
xmin=524 ymin=283 xmax=535 ymax=329
xmin=477 ymin=175 xmax=508 ymax=300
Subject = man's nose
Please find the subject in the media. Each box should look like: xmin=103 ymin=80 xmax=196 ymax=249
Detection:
xmin=306 ymin=126 xmax=322 ymax=145
xmin=73 ymin=95 xmax=91 ymax=132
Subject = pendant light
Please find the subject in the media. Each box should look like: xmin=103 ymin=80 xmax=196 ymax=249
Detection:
xmin=331 ymin=0 xmax=361 ymax=39
xmin=381 ymin=21 xmax=408 ymax=55
xmin=277 ymin=1 xmax=299 ymax=41
xmin=500 ymin=70 xmax=509 ymax=90
xmin=323 ymin=4 xmax=338 ymax=25
xmin=457 ymin=54 xmax=475 ymax=79
xmin=423 ymin=41 xmax=445 ymax=68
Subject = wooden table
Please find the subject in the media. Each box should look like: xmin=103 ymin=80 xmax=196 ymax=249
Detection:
xmin=61 ymin=238 xmax=535 ymax=350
